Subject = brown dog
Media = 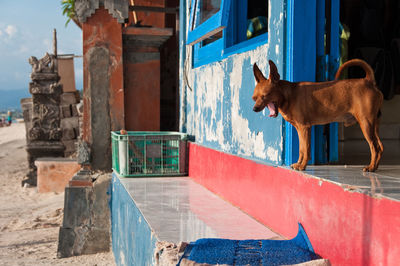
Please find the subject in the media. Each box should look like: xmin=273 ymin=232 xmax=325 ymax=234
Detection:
xmin=252 ymin=59 xmax=383 ymax=172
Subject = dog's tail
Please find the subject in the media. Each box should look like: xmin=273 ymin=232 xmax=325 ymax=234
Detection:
xmin=334 ymin=59 xmax=375 ymax=83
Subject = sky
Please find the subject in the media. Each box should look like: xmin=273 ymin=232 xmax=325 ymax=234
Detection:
xmin=0 ymin=0 xmax=83 ymax=92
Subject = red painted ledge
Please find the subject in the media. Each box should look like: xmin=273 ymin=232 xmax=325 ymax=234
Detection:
xmin=188 ymin=142 xmax=400 ymax=265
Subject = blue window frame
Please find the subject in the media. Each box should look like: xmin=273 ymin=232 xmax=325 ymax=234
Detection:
xmin=188 ymin=0 xmax=269 ymax=67
xmin=187 ymin=0 xmax=230 ymax=46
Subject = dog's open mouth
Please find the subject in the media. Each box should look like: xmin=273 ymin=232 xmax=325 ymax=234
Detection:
xmin=267 ymin=102 xmax=278 ymax=117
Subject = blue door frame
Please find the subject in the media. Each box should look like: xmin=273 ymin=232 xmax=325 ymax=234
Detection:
xmin=284 ymin=0 xmax=340 ymax=166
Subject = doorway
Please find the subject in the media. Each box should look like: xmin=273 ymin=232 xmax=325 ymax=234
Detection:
xmin=338 ymin=0 xmax=400 ymax=165
xmin=123 ymin=0 xmax=179 ymax=132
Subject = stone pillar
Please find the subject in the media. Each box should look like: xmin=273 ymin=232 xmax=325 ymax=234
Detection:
xmin=20 ymin=98 xmax=33 ymax=143
xmin=77 ymin=1 xmax=126 ymax=171
xmin=57 ymin=173 xmax=111 ymax=258
xmin=57 ymin=1 xmax=130 ymax=258
xmin=23 ymin=53 xmax=64 ymax=186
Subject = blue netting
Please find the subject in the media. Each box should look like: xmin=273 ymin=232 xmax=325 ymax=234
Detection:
xmin=178 ymin=223 xmax=320 ymax=266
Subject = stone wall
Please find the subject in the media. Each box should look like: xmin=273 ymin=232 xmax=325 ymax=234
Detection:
xmin=60 ymin=91 xmax=80 ymax=157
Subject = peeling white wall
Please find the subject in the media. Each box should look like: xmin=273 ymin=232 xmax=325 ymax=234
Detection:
xmin=180 ymin=0 xmax=286 ymax=165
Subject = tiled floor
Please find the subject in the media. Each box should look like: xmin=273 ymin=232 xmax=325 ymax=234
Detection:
xmin=120 ymin=177 xmax=282 ymax=243
xmin=302 ymin=165 xmax=400 ymax=201
xmin=327 ymin=138 xmax=400 ymax=200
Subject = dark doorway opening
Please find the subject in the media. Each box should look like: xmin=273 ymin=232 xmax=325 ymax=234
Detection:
xmin=338 ymin=0 xmax=400 ymax=165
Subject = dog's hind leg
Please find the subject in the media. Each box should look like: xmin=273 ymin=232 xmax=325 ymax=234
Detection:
xmin=373 ymin=117 xmax=384 ymax=170
xmin=357 ymin=117 xmax=380 ymax=172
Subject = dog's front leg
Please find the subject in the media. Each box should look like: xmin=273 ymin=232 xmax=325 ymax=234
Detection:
xmin=291 ymin=126 xmax=311 ymax=171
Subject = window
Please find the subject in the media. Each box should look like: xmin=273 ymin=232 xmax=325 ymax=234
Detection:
xmin=187 ymin=0 xmax=230 ymax=46
xmin=188 ymin=0 xmax=269 ymax=67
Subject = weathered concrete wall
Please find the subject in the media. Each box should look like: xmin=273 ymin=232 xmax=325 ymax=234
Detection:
xmin=123 ymin=44 xmax=161 ymax=131
xmin=180 ymin=0 xmax=286 ymax=165
xmin=111 ymin=174 xmax=158 ymax=266
xmin=57 ymin=174 xmax=111 ymax=258
xmin=58 ymin=57 xmax=76 ymax=93
xmin=82 ymin=7 xmax=125 ymax=170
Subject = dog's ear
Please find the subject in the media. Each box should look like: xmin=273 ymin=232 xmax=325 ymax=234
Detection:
xmin=268 ymin=60 xmax=280 ymax=83
xmin=253 ymin=63 xmax=266 ymax=83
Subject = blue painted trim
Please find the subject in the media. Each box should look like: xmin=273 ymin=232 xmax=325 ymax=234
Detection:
xmin=285 ymin=0 xmax=317 ymax=166
xmin=193 ymin=33 xmax=268 ymax=68
xmin=328 ymin=0 xmax=340 ymax=162
xmin=284 ymin=0 xmax=296 ymax=166
xmin=188 ymin=0 xmax=197 ymax=32
xmin=192 ymin=0 xmax=269 ymax=68
xmin=187 ymin=13 xmax=225 ymax=46
xmin=111 ymin=174 xmax=158 ymax=266
xmin=224 ymin=33 xmax=268 ymax=57
xmin=187 ymin=0 xmax=231 ymax=46
xmin=179 ymin=0 xmax=188 ymax=133
xmin=236 ymin=0 xmax=248 ymax=44
xmin=220 ymin=0 xmax=231 ymax=28
xmin=313 ymin=0 xmax=328 ymax=164
xmin=193 ymin=38 xmax=224 ymax=67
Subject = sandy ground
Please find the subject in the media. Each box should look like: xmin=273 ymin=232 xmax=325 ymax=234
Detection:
xmin=0 ymin=123 xmax=116 ymax=266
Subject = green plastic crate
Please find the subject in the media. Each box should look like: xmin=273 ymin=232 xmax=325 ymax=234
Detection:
xmin=111 ymin=131 xmax=188 ymax=177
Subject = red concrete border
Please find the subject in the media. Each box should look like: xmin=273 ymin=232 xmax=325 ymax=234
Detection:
xmin=188 ymin=142 xmax=400 ymax=265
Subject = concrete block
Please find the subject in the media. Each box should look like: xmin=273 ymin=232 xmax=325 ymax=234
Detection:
xmin=57 ymin=227 xmax=75 ymax=258
xmin=71 ymin=103 xmax=79 ymax=117
xmin=58 ymin=57 xmax=76 ymax=93
xmin=61 ymin=93 xmax=78 ymax=105
xmin=57 ymin=173 xmax=111 ymax=258
xmin=35 ymin=158 xmax=80 ymax=193
xmin=57 ymin=226 xmax=109 ymax=258
xmin=74 ymin=91 xmax=81 ymax=103
xmin=62 ymin=128 xmax=76 ymax=140
xmin=74 ymin=127 xmax=80 ymax=138
xmin=61 ymin=105 xmax=72 ymax=118
xmin=82 ymin=227 xmax=110 ymax=254
xmin=62 ymin=186 xmax=92 ymax=228
xmin=62 ymin=139 xmax=77 ymax=153
xmin=77 ymin=101 xmax=83 ymax=115
xmin=61 ymin=117 xmax=79 ymax=129
xmin=92 ymin=174 xmax=111 ymax=229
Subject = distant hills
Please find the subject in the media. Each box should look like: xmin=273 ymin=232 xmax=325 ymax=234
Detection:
xmin=0 ymin=89 xmax=31 ymax=111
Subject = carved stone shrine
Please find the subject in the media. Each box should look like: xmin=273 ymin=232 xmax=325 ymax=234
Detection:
xmin=23 ymin=52 xmax=64 ymax=186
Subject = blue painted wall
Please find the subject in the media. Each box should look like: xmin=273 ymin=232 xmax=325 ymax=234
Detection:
xmin=111 ymin=174 xmax=157 ymax=266
xmin=179 ymin=0 xmax=287 ymax=165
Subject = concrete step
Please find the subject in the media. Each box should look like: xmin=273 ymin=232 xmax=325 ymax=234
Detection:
xmin=111 ymin=175 xmax=281 ymax=266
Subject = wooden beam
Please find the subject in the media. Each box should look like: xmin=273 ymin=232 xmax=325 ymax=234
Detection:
xmin=129 ymin=5 xmax=178 ymax=14
xmin=123 ymin=26 xmax=173 ymax=37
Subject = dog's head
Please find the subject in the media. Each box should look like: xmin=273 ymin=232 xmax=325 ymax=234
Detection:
xmin=252 ymin=60 xmax=282 ymax=117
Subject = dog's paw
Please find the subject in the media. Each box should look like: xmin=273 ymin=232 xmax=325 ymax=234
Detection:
xmin=363 ymin=165 xmax=376 ymax=172
xmin=291 ymin=163 xmax=306 ymax=171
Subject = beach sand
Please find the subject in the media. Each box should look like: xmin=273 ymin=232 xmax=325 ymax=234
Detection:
xmin=0 ymin=123 xmax=115 ymax=266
